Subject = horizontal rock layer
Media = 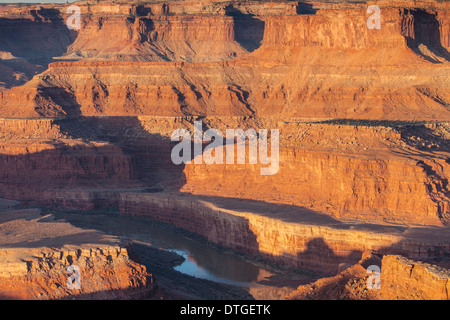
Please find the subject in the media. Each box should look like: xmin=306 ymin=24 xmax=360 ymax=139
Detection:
xmin=0 ymin=245 xmax=152 ymax=299
xmin=0 ymin=117 xmax=448 ymax=226
xmin=381 ymin=254 xmax=450 ymax=299
xmin=0 ymin=1 xmax=448 ymax=120
xmin=118 ymin=192 xmax=450 ymax=275
xmin=0 ymin=204 xmax=153 ymax=300
xmin=182 ymin=146 xmax=450 ymax=226
xmin=0 ymin=0 xmax=449 ymax=297
xmin=286 ymin=251 xmax=450 ymax=299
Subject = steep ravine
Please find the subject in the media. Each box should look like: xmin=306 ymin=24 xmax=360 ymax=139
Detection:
xmin=0 ymin=0 xmax=449 ymax=299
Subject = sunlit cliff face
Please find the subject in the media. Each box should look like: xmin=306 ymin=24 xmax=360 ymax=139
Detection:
xmin=0 ymin=0 xmax=449 ymax=300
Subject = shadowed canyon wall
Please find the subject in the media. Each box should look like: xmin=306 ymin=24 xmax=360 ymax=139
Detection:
xmin=0 ymin=204 xmax=153 ymax=300
xmin=0 ymin=117 xmax=449 ymax=226
xmin=118 ymin=192 xmax=450 ymax=275
xmin=0 ymin=0 xmax=449 ymax=293
xmin=0 ymin=1 xmax=448 ymax=119
xmin=286 ymin=251 xmax=450 ymax=299
xmin=0 ymin=245 xmax=152 ymax=299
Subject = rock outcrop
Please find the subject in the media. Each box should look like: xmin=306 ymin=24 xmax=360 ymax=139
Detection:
xmin=0 ymin=0 xmax=449 ymax=299
xmin=0 ymin=203 xmax=153 ymax=300
xmin=286 ymin=251 xmax=450 ymax=300
xmin=0 ymin=245 xmax=152 ymax=300
xmin=0 ymin=0 xmax=448 ymax=119
xmin=0 ymin=116 xmax=449 ymax=227
xmin=380 ymin=254 xmax=450 ymax=299
xmin=181 ymin=124 xmax=450 ymax=226
xmin=118 ymin=192 xmax=450 ymax=275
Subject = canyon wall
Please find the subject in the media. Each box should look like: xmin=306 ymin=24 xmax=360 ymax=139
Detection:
xmin=260 ymin=4 xmax=450 ymax=51
xmin=118 ymin=192 xmax=450 ymax=275
xmin=380 ymin=254 xmax=450 ymax=299
xmin=0 ymin=245 xmax=152 ymax=299
xmin=0 ymin=0 xmax=449 ymax=294
xmin=183 ymin=149 xmax=448 ymax=226
xmin=0 ymin=117 xmax=448 ymax=227
xmin=65 ymin=15 xmax=247 ymax=62
xmin=0 ymin=203 xmax=153 ymax=300
xmin=286 ymin=252 xmax=450 ymax=299
xmin=0 ymin=1 xmax=448 ymax=120
xmin=181 ymin=123 xmax=450 ymax=226
xmin=0 ymin=116 xmax=185 ymax=201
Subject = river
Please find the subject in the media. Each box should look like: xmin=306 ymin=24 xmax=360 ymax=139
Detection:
xmin=53 ymin=207 xmax=315 ymax=299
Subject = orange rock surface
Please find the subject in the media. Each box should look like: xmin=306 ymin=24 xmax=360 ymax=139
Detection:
xmin=286 ymin=251 xmax=450 ymax=299
xmin=0 ymin=0 xmax=449 ymax=299
xmin=118 ymin=192 xmax=450 ymax=275
xmin=0 ymin=0 xmax=448 ymax=120
xmin=0 ymin=202 xmax=153 ymax=299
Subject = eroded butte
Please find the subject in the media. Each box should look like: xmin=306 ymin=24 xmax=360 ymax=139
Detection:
xmin=0 ymin=0 xmax=449 ymax=300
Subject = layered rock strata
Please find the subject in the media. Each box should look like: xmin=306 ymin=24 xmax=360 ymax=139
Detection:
xmin=0 ymin=203 xmax=152 ymax=300
xmin=118 ymin=192 xmax=450 ymax=275
xmin=0 ymin=117 xmax=448 ymax=226
xmin=286 ymin=251 xmax=450 ymax=300
xmin=0 ymin=1 xmax=448 ymax=120
xmin=0 ymin=0 xmax=449 ymax=298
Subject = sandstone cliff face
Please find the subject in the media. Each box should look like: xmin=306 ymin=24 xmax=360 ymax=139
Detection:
xmin=181 ymin=123 xmax=450 ymax=226
xmin=0 ymin=1 xmax=448 ymax=120
xmin=0 ymin=246 xmax=152 ymax=300
xmin=257 ymin=5 xmax=450 ymax=120
xmin=0 ymin=204 xmax=153 ymax=300
xmin=263 ymin=8 xmax=404 ymax=49
xmin=0 ymin=140 xmax=137 ymax=200
xmin=117 ymin=192 xmax=450 ymax=275
xmin=0 ymin=117 xmax=448 ymax=227
xmin=0 ymin=116 xmax=182 ymax=201
xmin=286 ymin=252 xmax=450 ymax=300
xmin=66 ymin=15 xmax=248 ymax=62
xmin=261 ymin=5 xmax=450 ymax=51
xmin=0 ymin=0 xmax=449 ymax=298
xmin=380 ymin=255 xmax=450 ymax=299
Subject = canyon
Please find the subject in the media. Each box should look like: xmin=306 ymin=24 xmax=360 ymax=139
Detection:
xmin=0 ymin=0 xmax=449 ymax=300
xmin=286 ymin=250 xmax=450 ymax=300
xmin=0 ymin=199 xmax=153 ymax=299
